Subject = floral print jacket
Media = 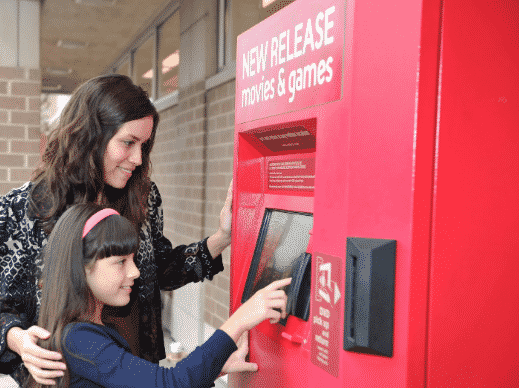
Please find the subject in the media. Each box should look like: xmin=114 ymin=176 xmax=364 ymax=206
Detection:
xmin=0 ymin=182 xmax=224 ymax=384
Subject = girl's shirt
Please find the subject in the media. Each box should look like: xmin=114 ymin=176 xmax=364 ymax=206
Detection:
xmin=0 ymin=182 xmax=225 ymax=384
xmin=62 ymin=322 xmax=237 ymax=388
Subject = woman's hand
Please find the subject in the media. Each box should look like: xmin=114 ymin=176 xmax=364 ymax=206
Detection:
xmin=220 ymin=278 xmax=291 ymax=343
xmin=221 ymin=331 xmax=258 ymax=374
xmin=207 ymin=180 xmax=233 ymax=258
xmin=7 ymin=326 xmax=67 ymax=385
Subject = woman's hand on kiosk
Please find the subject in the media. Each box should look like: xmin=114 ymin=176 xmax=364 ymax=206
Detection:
xmin=220 ymin=278 xmax=292 ymax=343
xmin=207 ymin=180 xmax=233 ymax=258
xmin=7 ymin=326 xmax=67 ymax=385
xmin=221 ymin=331 xmax=258 ymax=374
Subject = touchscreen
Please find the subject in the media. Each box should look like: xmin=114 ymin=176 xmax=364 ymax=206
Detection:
xmin=245 ymin=210 xmax=313 ymax=299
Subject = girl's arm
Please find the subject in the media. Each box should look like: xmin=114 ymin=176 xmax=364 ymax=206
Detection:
xmin=63 ymin=323 xmax=237 ymax=388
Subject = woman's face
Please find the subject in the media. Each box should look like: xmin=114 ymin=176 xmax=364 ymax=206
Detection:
xmin=103 ymin=116 xmax=153 ymax=188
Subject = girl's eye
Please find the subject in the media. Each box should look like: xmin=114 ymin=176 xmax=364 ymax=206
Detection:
xmin=118 ymin=260 xmax=125 ymax=265
xmin=123 ymin=140 xmax=134 ymax=147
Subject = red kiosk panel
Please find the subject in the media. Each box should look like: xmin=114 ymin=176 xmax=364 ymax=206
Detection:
xmin=231 ymin=0 xmax=519 ymax=387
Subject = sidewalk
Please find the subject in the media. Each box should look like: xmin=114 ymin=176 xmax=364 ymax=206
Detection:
xmin=0 ymin=374 xmax=18 ymax=388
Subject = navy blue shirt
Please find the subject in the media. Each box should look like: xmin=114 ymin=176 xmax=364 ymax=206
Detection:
xmin=62 ymin=323 xmax=237 ymax=388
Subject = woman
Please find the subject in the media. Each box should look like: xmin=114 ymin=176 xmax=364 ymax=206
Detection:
xmin=0 ymin=74 xmax=235 ymax=386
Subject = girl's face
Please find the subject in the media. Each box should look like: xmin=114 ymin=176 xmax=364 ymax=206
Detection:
xmin=103 ymin=116 xmax=154 ymax=189
xmin=85 ymin=254 xmax=140 ymax=312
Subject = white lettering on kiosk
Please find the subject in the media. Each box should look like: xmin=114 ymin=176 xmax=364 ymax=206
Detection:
xmin=240 ymin=5 xmax=337 ymax=107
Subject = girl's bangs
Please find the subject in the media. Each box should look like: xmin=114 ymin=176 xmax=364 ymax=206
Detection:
xmin=85 ymin=215 xmax=139 ymax=260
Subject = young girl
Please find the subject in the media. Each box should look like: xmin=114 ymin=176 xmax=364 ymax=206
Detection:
xmin=28 ymin=204 xmax=290 ymax=388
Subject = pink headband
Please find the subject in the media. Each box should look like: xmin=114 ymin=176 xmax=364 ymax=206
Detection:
xmin=82 ymin=209 xmax=120 ymax=238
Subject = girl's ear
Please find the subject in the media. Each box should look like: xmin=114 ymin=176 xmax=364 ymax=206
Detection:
xmin=84 ymin=261 xmax=96 ymax=276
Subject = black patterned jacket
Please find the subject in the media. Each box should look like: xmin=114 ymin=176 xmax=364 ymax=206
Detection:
xmin=0 ymin=182 xmax=224 ymax=385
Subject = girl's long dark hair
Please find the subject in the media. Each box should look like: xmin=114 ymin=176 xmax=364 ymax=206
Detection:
xmin=26 ymin=204 xmax=139 ymax=388
xmin=28 ymin=74 xmax=159 ymax=234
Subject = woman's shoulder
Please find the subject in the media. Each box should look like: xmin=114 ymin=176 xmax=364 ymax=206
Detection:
xmin=148 ymin=181 xmax=162 ymax=207
xmin=0 ymin=182 xmax=33 ymax=214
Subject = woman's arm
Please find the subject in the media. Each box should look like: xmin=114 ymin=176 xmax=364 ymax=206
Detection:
xmin=148 ymin=183 xmax=226 ymax=291
xmin=0 ymin=183 xmax=66 ymax=384
xmin=206 ymin=181 xmax=232 ymax=258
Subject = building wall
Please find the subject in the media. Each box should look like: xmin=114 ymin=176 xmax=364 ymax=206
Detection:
xmin=0 ymin=67 xmax=41 ymax=194
xmin=0 ymin=0 xmax=41 ymax=196
xmin=204 ymin=80 xmax=235 ymax=330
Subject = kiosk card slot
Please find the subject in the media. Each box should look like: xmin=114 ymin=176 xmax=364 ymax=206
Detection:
xmin=344 ymin=237 xmax=396 ymax=358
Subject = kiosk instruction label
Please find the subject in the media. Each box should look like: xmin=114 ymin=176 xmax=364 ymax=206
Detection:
xmin=311 ymin=253 xmax=342 ymax=378
xmin=236 ymin=0 xmax=345 ymax=123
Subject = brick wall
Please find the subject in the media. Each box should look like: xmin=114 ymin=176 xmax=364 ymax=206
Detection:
xmin=203 ymin=80 xmax=235 ymax=329
xmin=151 ymin=79 xmax=235 ymax=331
xmin=0 ymin=67 xmax=41 ymax=195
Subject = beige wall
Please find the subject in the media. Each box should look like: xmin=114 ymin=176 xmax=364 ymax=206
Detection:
xmin=0 ymin=0 xmax=41 ymax=196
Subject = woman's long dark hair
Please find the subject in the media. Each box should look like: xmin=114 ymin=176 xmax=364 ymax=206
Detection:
xmin=26 ymin=203 xmax=139 ymax=388
xmin=28 ymin=74 xmax=159 ymax=234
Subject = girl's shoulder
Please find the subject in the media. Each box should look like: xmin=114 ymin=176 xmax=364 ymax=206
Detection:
xmin=63 ymin=322 xmax=130 ymax=355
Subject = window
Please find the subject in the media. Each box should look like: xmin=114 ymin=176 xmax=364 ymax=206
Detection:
xmin=115 ymin=60 xmax=130 ymax=77
xmin=227 ymin=0 xmax=297 ymax=66
xmin=134 ymin=36 xmax=155 ymax=99
xmin=158 ymin=12 xmax=180 ymax=97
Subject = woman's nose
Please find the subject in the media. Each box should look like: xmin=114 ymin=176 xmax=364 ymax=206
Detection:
xmin=128 ymin=146 xmax=142 ymax=166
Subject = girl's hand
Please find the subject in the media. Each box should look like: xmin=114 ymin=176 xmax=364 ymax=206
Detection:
xmin=207 ymin=180 xmax=233 ymax=258
xmin=7 ymin=326 xmax=67 ymax=385
xmin=220 ymin=278 xmax=291 ymax=343
xmin=221 ymin=331 xmax=258 ymax=374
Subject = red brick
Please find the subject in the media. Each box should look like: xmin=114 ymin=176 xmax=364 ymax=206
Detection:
xmin=11 ymin=82 xmax=40 ymax=97
xmin=0 ymin=154 xmax=24 ymax=167
xmin=215 ymin=302 xmax=229 ymax=320
xmin=0 ymin=168 xmax=7 ymax=181
xmin=29 ymin=69 xmax=41 ymax=81
xmin=28 ymin=154 xmax=42 ymax=169
xmin=0 ymin=67 xmax=25 ymax=80
xmin=0 ymin=125 xmax=25 ymax=139
xmin=0 ymin=111 xmax=7 ymax=123
xmin=0 ymin=82 xmax=7 ymax=94
xmin=0 ymin=183 xmax=22 ymax=195
xmin=0 ymin=96 xmax=25 ymax=110
xmin=27 ymin=126 xmax=41 ymax=140
xmin=11 ymin=140 xmax=40 ymax=154
xmin=28 ymin=97 xmax=41 ymax=111
xmin=10 ymin=168 xmax=33 ymax=182
xmin=11 ymin=111 xmax=40 ymax=125
xmin=212 ymin=316 xmax=224 ymax=329
xmin=0 ymin=140 xmax=7 ymax=152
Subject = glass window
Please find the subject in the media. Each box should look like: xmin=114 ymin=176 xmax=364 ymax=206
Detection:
xmin=134 ymin=36 xmax=154 ymax=99
xmin=228 ymin=0 xmax=296 ymax=64
xmin=158 ymin=12 xmax=180 ymax=97
xmin=115 ymin=60 xmax=130 ymax=77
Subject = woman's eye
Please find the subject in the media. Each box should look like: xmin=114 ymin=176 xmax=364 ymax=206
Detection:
xmin=123 ymin=140 xmax=134 ymax=147
xmin=118 ymin=260 xmax=125 ymax=265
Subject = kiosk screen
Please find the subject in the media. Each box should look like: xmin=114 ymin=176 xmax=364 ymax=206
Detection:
xmin=242 ymin=210 xmax=313 ymax=304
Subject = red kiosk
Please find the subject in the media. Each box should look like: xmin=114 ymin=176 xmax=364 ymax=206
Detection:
xmin=230 ymin=0 xmax=519 ymax=387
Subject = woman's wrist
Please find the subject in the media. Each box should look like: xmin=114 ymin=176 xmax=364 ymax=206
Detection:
xmin=6 ymin=326 xmax=23 ymax=355
xmin=206 ymin=229 xmax=231 ymax=259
